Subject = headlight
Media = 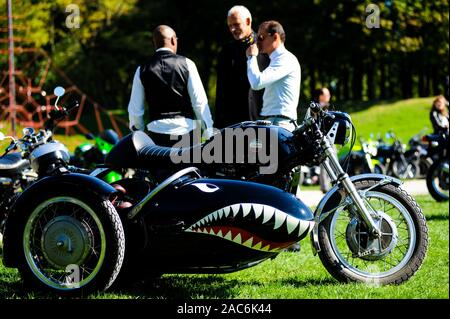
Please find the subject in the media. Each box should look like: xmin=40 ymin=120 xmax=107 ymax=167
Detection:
xmin=323 ymin=111 xmax=352 ymax=146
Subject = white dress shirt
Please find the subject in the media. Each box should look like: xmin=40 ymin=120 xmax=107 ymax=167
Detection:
xmin=128 ymin=48 xmax=214 ymax=137
xmin=247 ymin=44 xmax=301 ymax=120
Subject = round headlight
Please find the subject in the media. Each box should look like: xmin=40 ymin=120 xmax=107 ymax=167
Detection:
xmin=323 ymin=111 xmax=352 ymax=146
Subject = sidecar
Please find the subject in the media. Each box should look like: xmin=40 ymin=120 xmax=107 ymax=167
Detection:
xmin=1 ymin=165 xmax=314 ymax=293
xmin=117 ymin=167 xmax=315 ymax=275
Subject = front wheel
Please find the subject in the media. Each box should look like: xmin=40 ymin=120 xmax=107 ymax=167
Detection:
xmin=18 ymin=188 xmax=125 ymax=295
xmin=426 ymin=158 xmax=449 ymax=202
xmin=317 ymin=180 xmax=428 ymax=285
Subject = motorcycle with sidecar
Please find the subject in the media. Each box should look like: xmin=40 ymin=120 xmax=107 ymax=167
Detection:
xmin=0 ymin=93 xmax=429 ymax=294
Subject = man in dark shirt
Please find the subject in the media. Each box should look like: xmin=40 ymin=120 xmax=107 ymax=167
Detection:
xmin=215 ymin=5 xmax=270 ymax=129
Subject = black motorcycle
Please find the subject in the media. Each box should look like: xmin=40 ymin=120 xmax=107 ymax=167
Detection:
xmin=0 ymin=130 xmax=40 ymax=249
xmin=376 ymin=131 xmax=418 ymax=179
xmin=1 ymin=100 xmax=429 ymax=294
xmin=423 ymin=132 xmax=449 ymax=201
xmin=406 ymin=129 xmax=433 ymax=179
xmin=70 ymin=129 xmax=122 ymax=183
xmin=341 ymin=136 xmax=385 ymax=176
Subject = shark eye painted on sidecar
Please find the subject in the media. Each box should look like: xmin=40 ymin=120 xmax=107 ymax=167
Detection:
xmin=191 ymin=183 xmax=220 ymax=193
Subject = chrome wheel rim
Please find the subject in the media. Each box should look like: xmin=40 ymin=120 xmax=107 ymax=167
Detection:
xmin=23 ymin=197 xmax=106 ymax=290
xmin=329 ymin=191 xmax=416 ymax=279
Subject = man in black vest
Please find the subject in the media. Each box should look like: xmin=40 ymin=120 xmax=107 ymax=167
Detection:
xmin=128 ymin=25 xmax=214 ymax=146
xmin=215 ymin=5 xmax=270 ymax=129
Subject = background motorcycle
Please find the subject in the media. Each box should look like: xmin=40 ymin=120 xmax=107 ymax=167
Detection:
xmin=70 ymin=129 xmax=122 ymax=183
xmin=0 ymin=131 xmax=38 ymax=253
xmin=405 ymin=129 xmax=432 ymax=179
xmin=376 ymin=131 xmax=418 ymax=179
xmin=0 ymin=132 xmax=38 ymax=222
xmin=341 ymin=136 xmax=385 ymax=176
xmin=424 ymin=132 xmax=449 ymax=201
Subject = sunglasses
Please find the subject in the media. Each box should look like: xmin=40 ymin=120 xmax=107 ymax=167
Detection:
xmin=257 ymin=32 xmax=274 ymax=42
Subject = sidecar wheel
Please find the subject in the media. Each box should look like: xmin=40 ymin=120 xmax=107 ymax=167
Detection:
xmin=317 ymin=180 xmax=428 ymax=285
xmin=18 ymin=189 xmax=125 ymax=295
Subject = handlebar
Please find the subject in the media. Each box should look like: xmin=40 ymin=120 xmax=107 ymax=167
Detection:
xmin=45 ymin=100 xmax=79 ymax=131
xmin=1 ymin=99 xmax=79 ymax=157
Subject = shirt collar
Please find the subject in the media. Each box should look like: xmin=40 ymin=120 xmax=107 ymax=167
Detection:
xmin=156 ymin=47 xmax=174 ymax=53
xmin=269 ymin=44 xmax=286 ymax=59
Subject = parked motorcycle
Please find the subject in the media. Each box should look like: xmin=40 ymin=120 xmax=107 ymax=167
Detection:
xmin=70 ymin=129 xmax=121 ymax=183
xmin=423 ymin=132 xmax=449 ymax=201
xmin=0 ymin=87 xmax=79 ymax=241
xmin=406 ymin=129 xmax=432 ymax=179
xmin=376 ymin=131 xmax=418 ymax=179
xmin=0 ymin=130 xmax=40 ymax=251
xmin=342 ymin=136 xmax=385 ymax=176
xmin=1 ymin=98 xmax=429 ymax=294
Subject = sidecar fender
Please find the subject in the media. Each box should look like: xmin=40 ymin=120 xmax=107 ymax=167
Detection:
xmin=2 ymin=173 xmax=118 ymax=268
xmin=310 ymin=173 xmax=402 ymax=254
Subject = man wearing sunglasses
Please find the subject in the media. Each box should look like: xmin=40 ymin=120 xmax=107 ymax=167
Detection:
xmin=128 ymin=25 xmax=214 ymax=146
xmin=246 ymin=20 xmax=301 ymax=132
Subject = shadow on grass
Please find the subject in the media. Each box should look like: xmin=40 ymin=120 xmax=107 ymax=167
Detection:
xmin=106 ymin=275 xmax=240 ymax=299
xmin=425 ymin=214 xmax=449 ymax=221
xmin=278 ymin=277 xmax=337 ymax=288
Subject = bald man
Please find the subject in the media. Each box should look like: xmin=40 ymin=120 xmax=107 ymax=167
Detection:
xmin=128 ymin=25 xmax=214 ymax=146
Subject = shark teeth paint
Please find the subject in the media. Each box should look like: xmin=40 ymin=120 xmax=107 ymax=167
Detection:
xmin=185 ymin=203 xmax=315 ymax=252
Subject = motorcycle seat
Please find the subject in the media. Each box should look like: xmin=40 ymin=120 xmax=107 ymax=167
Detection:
xmin=105 ymin=131 xmax=201 ymax=169
xmin=0 ymin=152 xmax=29 ymax=176
xmin=137 ymin=138 xmax=201 ymax=166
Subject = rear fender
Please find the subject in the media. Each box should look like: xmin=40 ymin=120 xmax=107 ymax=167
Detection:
xmin=310 ymin=173 xmax=402 ymax=254
xmin=2 ymin=173 xmax=117 ymax=268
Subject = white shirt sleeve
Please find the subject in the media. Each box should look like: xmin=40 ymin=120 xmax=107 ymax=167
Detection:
xmin=186 ymin=58 xmax=214 ymax=137
xmin=127 ymin=67 xmax=146 ymax=131
xmin=247 ymin=55 xmax=292 ymax=91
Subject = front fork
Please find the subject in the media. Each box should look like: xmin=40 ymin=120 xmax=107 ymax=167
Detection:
xmin=321 ymin=137 xmax=383 ymax=237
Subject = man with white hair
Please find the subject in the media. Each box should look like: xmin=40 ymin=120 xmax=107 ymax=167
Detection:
xmin=215 ymin=5 xmax=270 ymax=128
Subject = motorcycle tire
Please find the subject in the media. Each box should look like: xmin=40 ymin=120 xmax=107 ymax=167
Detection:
xmin=17 ymin=185 xmax=125 ymax=295
xmin=317 ymin=180 xmax=428 ymax=285
xmin=426 ymin=158 xmax=449 ymax=202
xmin=418 ymin=157 xmax=433 ymax=179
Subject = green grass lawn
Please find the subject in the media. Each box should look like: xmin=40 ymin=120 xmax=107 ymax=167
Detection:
xmin=349 ymin=97 xmax=434 ymax=144
xmin=0 ymin=195 xmax=447 ymax=299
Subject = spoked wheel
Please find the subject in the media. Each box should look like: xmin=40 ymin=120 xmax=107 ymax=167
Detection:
xmin=19 ymin=190 xmax=125 ymax=295
xmin=317 ymin=180 xmax=428 ymax=285
xmin=426 ymin=159 xmax=449 ymax=202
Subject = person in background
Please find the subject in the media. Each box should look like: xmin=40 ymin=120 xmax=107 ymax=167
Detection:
xmin=128 ymin=25 xmax=214 ymax=146
xmin=429 ymin=95 xmax=449 ymax=135
xmin=312 ymin=87 xmax=332 ymax=193
xmin=246 ymin=20 xmax=301 ymax=132
xmin=215 ymin=5 xmax=269 ymax=129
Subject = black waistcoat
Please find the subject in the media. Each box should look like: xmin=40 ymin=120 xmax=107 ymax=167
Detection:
xmin=140 ymin=50 xmax=194 ymax=121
